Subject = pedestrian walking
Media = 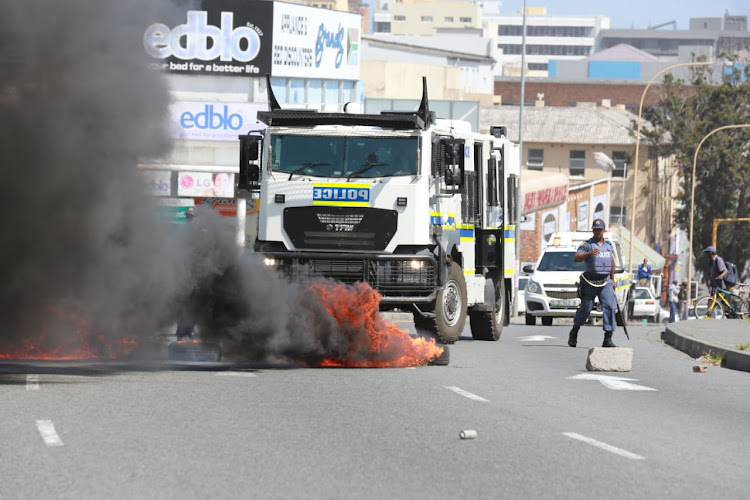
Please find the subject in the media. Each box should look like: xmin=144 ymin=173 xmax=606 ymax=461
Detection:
xmin=568 ymin=218 xmax=619 ymax=348
xmin=668 ymin=280 xmax=679 ymax=323
xmin=678 ymin=280 xmax=689 ymax=320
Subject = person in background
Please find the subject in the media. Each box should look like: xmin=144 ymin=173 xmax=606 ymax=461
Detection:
xmin=703 ymin=246 xmax=727 ymax=290
xmin=668 ymin=280 xmax=679 ymax=323
xmin=175 ymin=207 xmax=197 ymax=341
xmin=678 ymin=279 xmax=689 ymax=321
xmin=637 ymin=258 xmax=652 ymax=287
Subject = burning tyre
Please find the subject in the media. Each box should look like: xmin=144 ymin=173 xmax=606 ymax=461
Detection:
xmin=427 ymin=345 xmax=450 ymax=366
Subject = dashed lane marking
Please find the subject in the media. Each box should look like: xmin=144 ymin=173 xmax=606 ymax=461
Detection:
xmin=445 ymin=386 xmax=489 ymax=402
xmin=215 ymin=372 xmax=257 ymax=377
xmin=36 ymin=420 xmax=64 ymax=447
xmin=563 ymin=432 xmax=645 ymax=460
xmin=26 ymin=374 xmax=39 ymax=391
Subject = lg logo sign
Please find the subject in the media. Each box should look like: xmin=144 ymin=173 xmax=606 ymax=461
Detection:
xmin=144 ymin=11 xmax=261 ymax=62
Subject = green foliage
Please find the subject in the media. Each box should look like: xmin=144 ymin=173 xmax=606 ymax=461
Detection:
xmin=640 ymin=59 xmax=750 ymax=272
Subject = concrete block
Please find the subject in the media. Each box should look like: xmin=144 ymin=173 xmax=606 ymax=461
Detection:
xmin=586 ymin=347 xmax=633 ymax=372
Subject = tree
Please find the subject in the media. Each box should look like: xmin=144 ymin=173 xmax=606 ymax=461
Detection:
xmin=641 ymin=60 xmax=750 ymax=280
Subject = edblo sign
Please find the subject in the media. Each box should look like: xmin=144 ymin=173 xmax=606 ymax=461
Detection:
xmin=170 ymin=101 xmax=266 ymax=141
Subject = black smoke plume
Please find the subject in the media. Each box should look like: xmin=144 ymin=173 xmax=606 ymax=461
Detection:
xmin=0 ymin=0 xmax=394 ymax=365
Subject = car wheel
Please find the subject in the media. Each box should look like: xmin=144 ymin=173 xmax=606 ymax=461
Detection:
xmin=525 ymin=314 xmax=536 ymax=326
xmin=541 ymin=316 xmax=553 ymax=326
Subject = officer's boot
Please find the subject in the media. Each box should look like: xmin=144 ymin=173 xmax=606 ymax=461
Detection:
xmin=602 ymin=331 xmax=617 ymax=348
xmin=568 ymin=327 xmax=579 ymax=348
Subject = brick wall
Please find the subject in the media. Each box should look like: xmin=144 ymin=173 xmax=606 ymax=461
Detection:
xmin=494 ymin=81 xmax=694 ymax=108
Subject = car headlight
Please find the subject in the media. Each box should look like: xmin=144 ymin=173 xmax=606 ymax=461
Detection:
xmin=526 ymin=280 xmax=542 ymax=294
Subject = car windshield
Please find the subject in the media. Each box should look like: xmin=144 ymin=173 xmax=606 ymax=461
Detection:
xmin=270 ymin=135 xmax=419 ymax=179
xmin=634 ymin=289 xmax=651 ymax=300
xmin=536 ymin=251 xmax=585 ymax=272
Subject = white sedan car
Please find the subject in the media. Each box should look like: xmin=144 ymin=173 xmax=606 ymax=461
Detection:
xmin=630 ymin=286 xmax=661 ymax=323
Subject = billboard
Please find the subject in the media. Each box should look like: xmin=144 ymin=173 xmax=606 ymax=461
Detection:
xmin=144 ymin=0 xmax=273 ymax=76
xmin=272 ymin=2 xmax=361 ymax=80
xmin=170 ymin=101 xmax=266 ymax=141
xmin=178 ymin=172 xmax=235 ymax=198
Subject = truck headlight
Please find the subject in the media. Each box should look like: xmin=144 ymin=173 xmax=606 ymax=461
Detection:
xmin=263 ymin=257 xmax=277 ymax=267
xmin=526 ymin=280 xmax=542 ymax=294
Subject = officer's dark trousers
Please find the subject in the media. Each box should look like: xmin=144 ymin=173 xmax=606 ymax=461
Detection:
xmin=573 ymin=278 xmax=617 ymax=332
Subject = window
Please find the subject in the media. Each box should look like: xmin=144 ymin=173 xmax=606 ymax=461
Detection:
xmin=569 ymin=150 xmax=585 ymax=176
xmin=459 ymin=17 xmax=472 ymax=23
xmin=610 ymin=206 xmax=626 ymax=226
xmin=421 ymin=16 xmax=433 ymax=22
xmin=528 ymin=63 xmax=548 ymax=71
xmin=444 ymin=16 xmax=453 ymax=22
xmin=612 ymin=151 xmax=627 ymax=178
xmin=527 ymin=148 xmax=544 ymax=170
xmin=393 ymin=15 xmax=405 ymax=21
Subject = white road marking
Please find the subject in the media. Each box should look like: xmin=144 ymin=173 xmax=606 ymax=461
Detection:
xmin=26 ymin=374 xmax=39 ymax=391
xmin=404 ymin=367 xmax=416 ymax=370
xmin=517 ymin=335 xmax=557 ymax=342
xmin=215 ymin=372 xmax=256 ymax=377
xmin=568 ymin=373 xmax=657 ymax=391
xmin=36 ymin=420 xmax=63 ymax=447
xmin=563 ymin=432 xmax=645 ymax=460
xmin=445 ymin=386 xmax=489 ymax=402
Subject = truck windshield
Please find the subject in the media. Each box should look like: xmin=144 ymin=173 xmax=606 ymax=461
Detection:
xmin=270 ymin=135 xmax=418 ymax=179
xmin=537 ymin=251 xmax=585 ymax=272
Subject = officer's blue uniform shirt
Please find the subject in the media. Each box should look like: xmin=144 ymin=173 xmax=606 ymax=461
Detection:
xmin=577 ymin=238 xmax=614 ymax=276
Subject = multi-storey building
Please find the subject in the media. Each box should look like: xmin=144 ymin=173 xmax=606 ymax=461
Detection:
xmin=484 ymin=5 xmax=609 ymax=78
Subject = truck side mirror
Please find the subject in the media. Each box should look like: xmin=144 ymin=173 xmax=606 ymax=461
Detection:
xmin=238 ymin=134 xmax=261 ymax=190
xmin=522 ymin=264 xmax=535 ymax=273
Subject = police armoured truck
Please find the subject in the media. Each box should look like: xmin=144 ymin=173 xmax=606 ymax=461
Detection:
xmin=237 ymin=77 xmax=520 ymax=343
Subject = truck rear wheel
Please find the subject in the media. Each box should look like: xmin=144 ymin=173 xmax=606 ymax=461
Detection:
xmin=470 ymin=278 xmax=506 ymax=341
xmin=434 ymin=262 xmax=467 ymax=344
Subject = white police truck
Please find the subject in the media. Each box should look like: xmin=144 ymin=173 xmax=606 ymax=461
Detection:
xmin=238 ymin=77 xmax=521 ymax=343
xmin=522 ymin=232 xmax=631 ymax=326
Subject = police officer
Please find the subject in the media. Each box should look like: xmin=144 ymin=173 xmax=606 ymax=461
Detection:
xmin=568 ymin=218 xmax=618 ymax=348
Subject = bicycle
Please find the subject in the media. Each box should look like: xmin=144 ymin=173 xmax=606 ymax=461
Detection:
xmin=692 ymin=283 xmax=750 ymax=320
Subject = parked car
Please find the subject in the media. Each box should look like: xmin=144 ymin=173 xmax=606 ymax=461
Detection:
xmin=518 ymin=276 xmax=529 ymax=314
xmin=630 ymin=286 xmax=661 ymax=323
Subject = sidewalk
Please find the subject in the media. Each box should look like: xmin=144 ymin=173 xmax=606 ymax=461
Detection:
xmin=664 ymin=319 xmax=750 ymax=373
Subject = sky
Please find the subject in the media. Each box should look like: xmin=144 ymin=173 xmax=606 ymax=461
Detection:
xmin=497 ymin=0 xmax=750 ymax=30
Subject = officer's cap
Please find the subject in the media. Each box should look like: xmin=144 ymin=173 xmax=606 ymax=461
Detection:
xmin=702 ymin=245 xmax=716 ymax=253
xmin=591 ymin=218 xmax=606 ymax=230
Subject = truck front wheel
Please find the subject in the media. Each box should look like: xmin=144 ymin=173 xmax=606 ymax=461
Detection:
xmin=470 ymin=278 xmax=506 ymax=341
xmin=434 ymin=262 xmax=467 ymax=344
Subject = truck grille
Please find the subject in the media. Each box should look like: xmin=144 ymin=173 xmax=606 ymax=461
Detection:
xmin=283 ymin=207 xmax=398 ymax=251
xmin=274 ymin=255 xmax=437 ymax=300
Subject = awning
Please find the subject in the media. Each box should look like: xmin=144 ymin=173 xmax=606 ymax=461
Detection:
xmin=520 ymin=170 xmax=569 ymax=215
xmin=610 ymin=225 xmax=666 ymax=271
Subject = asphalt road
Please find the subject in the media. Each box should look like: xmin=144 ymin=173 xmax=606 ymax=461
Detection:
xmin=1 ymin=319 xmax=748 ymax=499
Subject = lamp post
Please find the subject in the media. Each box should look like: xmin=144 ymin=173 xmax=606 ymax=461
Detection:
xmin=687 ymin=123 xmax=750 ymax=303
xmin=628 ymin=61 xmax=714 ymax=276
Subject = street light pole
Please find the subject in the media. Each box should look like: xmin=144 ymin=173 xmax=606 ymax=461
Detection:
xmin=687 ymin=123 xmax=750 ymax=303
xmin=628 ymin=61 xmax=713 ymax=275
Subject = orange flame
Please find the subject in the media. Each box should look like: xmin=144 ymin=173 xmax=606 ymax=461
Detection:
xmin=0 ymin=304 xmax=137 ymax=360
xmin=311 ymin=281 xmax=443 ymax=367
